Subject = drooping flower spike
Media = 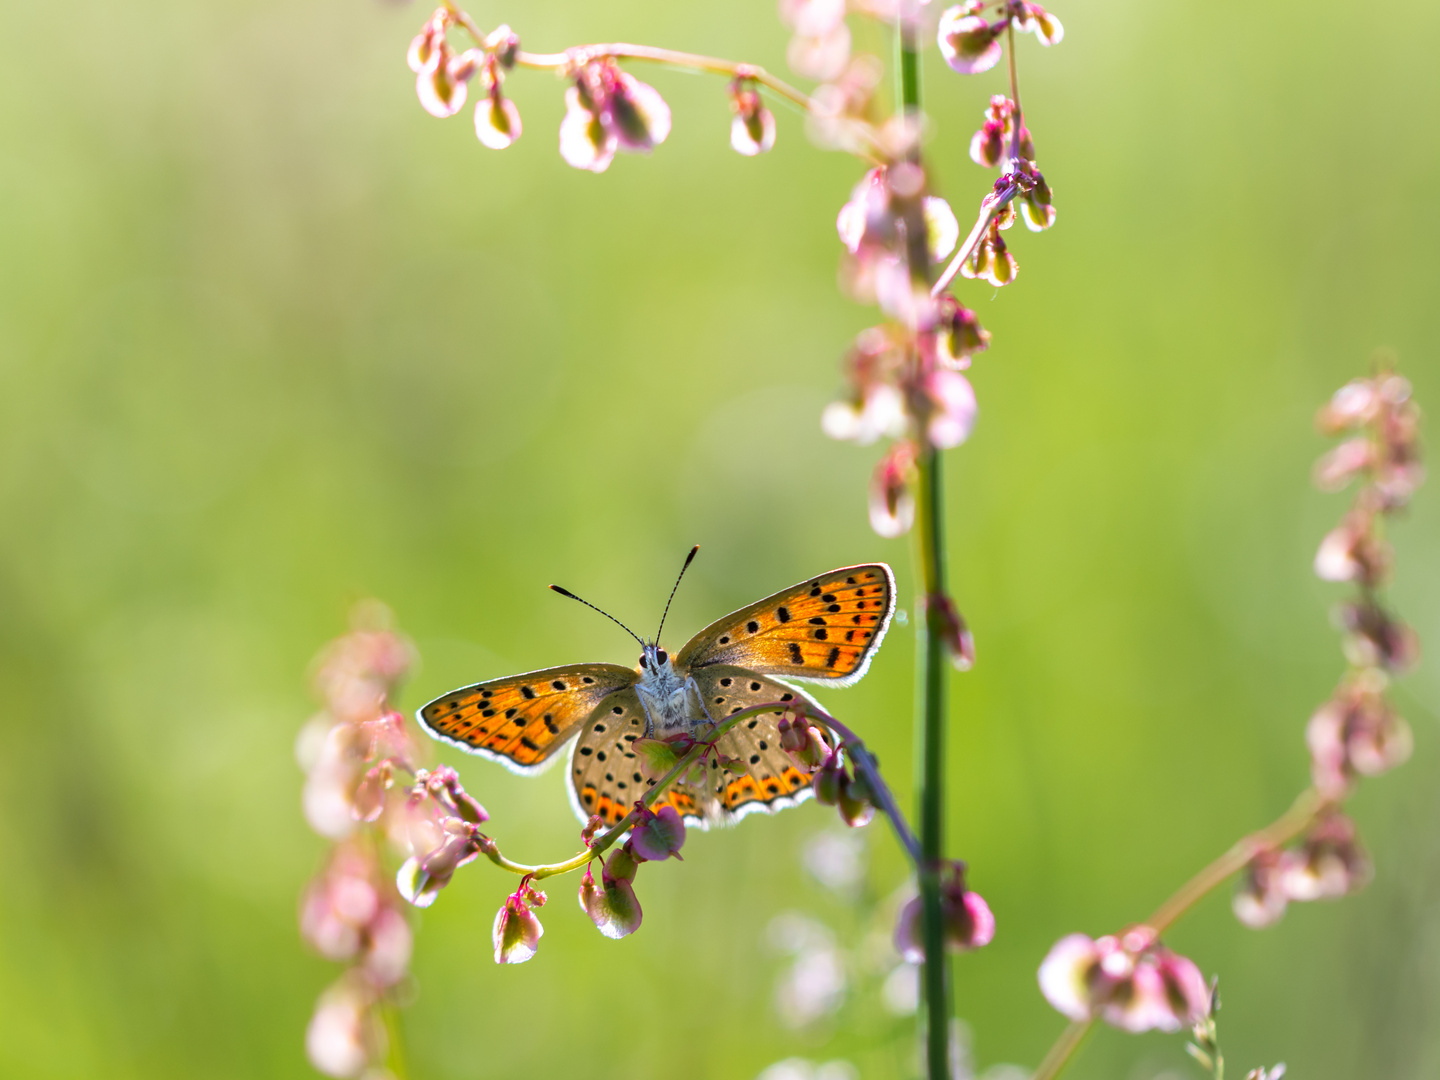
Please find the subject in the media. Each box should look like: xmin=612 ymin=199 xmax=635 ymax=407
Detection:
xmin=937 ymin=1 xmax=1064 ymax=77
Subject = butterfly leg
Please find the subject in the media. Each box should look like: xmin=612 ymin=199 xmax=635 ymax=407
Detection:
xmin=683 ymin=675 xmax=716 ymax=729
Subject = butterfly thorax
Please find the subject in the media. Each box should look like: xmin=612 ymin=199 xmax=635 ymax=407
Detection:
xmin=633 ymin=644 xmax=712 ymax=737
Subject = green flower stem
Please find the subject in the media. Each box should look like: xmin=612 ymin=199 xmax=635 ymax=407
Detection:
xmin=1030 ymin=787 xmax=1328 ymax=1080
xmin=379 ymin=1001 xmax=412 ymax=1080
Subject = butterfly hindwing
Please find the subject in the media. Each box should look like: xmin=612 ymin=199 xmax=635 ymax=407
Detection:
xmin=417 ymin=663 xmax=637 ymax=775
xmin=566 ymin=688 xmax=652 ymax=826
xmin=692 ymin=666 xmax=823 ymax=822
xmin=674 ymin=563 xmax=895 ymax=686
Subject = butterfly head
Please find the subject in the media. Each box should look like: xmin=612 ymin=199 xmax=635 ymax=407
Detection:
xmin=637 ymin=643 xmax=672 ymax=676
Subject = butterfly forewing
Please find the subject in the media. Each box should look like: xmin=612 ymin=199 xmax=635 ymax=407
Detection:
xmin=693 ymin=666 xmax=822 ymax=821
xmin=675 ymin=564 xmax=895 ymax=686
xmin=417 ymin=663 xmax=637 ymax=775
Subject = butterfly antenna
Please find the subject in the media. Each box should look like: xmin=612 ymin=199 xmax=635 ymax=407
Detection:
xmin=549 ymin=585 xmax=645 ymax=647
xmin=654 ymin=545 xmax=700 ymax=644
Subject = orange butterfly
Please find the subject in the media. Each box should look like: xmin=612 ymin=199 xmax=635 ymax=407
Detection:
xmin=416 ymin=549 xmax=895 ymax=829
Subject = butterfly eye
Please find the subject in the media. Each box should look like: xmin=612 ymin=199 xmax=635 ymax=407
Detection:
xmin=638 ymin=654 xmax=648 ymax=668
xmin=655 ymin=649 xmax=668 ymax=665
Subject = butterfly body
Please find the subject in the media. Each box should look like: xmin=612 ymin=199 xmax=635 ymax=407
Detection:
xmin=417 ymin=562 xmax=895 ymax=829
xmin=634 ymin=645 xmax=712 ymax=736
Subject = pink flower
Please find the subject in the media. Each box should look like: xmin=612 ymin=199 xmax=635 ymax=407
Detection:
xmin=894 ymin=862 xmax=995 ymax=961
xmin=1313 ymin=512 xmax=1389 ymax=584
xmin=1336 ymin=601 xmax=1419 ymax=673
xmin=960 ymin=217 xmax=1019 ymax=287
xmin=476 ymin=88 xmax=523 ymax=149
xmin=1017 ymin=3 xmax=1065 ymax=45
xmin=787 ymin=24 xmax=853 ymax=81
xmin=921 ymin=368 xmax=977 ymax=449
xmin=628 ymin=804 xmax=687 ymax=862
xmin=396 ymin=820 xmax=485 ymax=908
xmin=969 ymin=95 xmax=1033 ymax=168
xmin=937 ymin=8 xmax=1004 ymax=75
xmin=869 ymin=440 xmax=918 ymax=538
xmin=837 ymin=769 xmax=875 ymax=828
xmin=1038 ymin=930 xmax=1208 ymax=1033
xmin=928 ymin=591 xmax=976 ymax=671
xmin=559 ymin=61 xmax=672 ymax=172
xmin=1313 ymin=436 xmax=1374 ymax=491
xmin=493 ymin=888 xmax=545 ymax=964
xmin=306 ymin=974 xmax=381 ymax=1078
xmin=778 ymin=0 xmax=847 ymax=38
xmin=579 ymin=863 xmax=644 ymax=939
xmin=729 ymin=83 xmax=777 ymax=156
xmin=1306 ymin=671 xmax=1412 ymax=796
xmin=1278 ymin=812 xmax=1371 ymax=902
xmin=935 ymin=295 xmax=991 ymax=368
xmin=1232 ymin=847 xmax=1288 ymax=929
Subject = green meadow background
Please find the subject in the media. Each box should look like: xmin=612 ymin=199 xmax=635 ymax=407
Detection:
xmin=2 ymin=0 xmax=1438 ymax=1077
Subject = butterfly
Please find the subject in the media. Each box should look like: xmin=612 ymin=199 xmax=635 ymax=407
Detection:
xmin=416 ymin=548 xmax=895 ymax=829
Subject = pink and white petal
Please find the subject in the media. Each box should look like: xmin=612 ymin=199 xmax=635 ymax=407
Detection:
xmin=924 ymin=196 xmax=960 ymax=262
xmin=1037 ymin=933 xmax=1100 ymax=1021
xmin=559 ymin=88 xmax=617 ymax=172
xmin=476 ymin=95 xmax=523 ymax=149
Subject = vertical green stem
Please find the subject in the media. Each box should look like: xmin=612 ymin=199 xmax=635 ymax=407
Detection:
xmin=899 ymin=11 xmax=950 ymax=1079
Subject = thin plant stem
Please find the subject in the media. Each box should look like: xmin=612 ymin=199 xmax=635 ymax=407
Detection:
xmin=1030 ymin=787 xmax=1330 ymax=1080
xmin=818 ymin=712 xmax=923 ymax=863
xmin=439 ymin=2 xmax=817 ymax=112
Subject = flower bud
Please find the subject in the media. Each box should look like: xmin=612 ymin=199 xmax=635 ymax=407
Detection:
xmin=928 ymin=591 xmax=976 ymax=671
xmin=1317 ymin=379 xmax=1380 ymax=433
xmin=1313 ymin=437 xmax=1374 ymax=491
xmin=937 ymin=9 xmax=1004 ymax=74
xmin=629 ymin=804 xmax=687 ymax=862
xmin=787 ymin=24 xmax=852 ymax=82
xmin=492 ymin=893 xmax=544 ymax=964
xmin=924 ymin=197 xmax=960 ymax=263
xmin=485 ymin=24 xmax=520 ymax=68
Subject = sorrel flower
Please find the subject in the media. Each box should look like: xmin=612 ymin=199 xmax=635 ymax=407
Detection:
xmin=937 ymin=1 xmax=1063 ymax=76
xmin=1038 ymin=928 xmax=1208 ymax=1033
xmin=1305 ymin=669 xmax=1412 ymax=797
xmin=579 ymin=860 xmax=644 ymax=939
xmin=559 ymin=59 xmax=672 ymax=172
xmin=730 ymin=79 xmax=777 ymax=155
xmin=494 ymin=880 xmax=546 ymax=964
xmin=1232 ymin=847 xmax=1288 ymax=929
xmin=1277 ymin=811 xmax=1371 ymax=902
xmin=894 ymin=862 xmax=995 ymax=960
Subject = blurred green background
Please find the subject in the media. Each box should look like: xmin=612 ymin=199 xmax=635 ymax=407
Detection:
xmin=1 ymin=0 xmax=1438 ymax=1077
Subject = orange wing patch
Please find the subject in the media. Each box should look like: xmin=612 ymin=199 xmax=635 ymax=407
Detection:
xmin=417 ymin=663 xmax=636 ymax=775
xmin=675 ymin=564 xmax=895 ymax=686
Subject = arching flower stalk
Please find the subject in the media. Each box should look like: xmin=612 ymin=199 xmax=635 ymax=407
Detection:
xmin=1031 ymin=363 xmax=1423 ymax=1080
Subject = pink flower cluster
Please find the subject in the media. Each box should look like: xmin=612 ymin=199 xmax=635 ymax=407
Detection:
xmin=297 ymin=606 xmax=424 ymax=1079
xmin=1231 ymin=368 xmax=1423 ymax=924
xmin=936 ymin=0 xmax=1062 ymax=78
xmin=1038 ymin=927 xmax=1208 ymax=1034
xmin=406 ymin=7 xmax=788 ymax=167
xmin=822 ymin=166 xmax=988 ymax=535
xmin=1232 ymin=811 xmax=1372 ymax=928
xmin=576 ymin=803 xmax=688 ymax=945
